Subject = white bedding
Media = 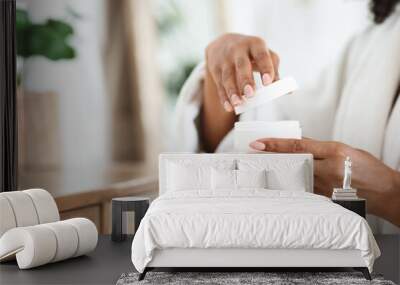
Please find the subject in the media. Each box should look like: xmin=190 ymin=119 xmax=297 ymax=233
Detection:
xmin=131 ymin=190 xmax=380 ymax=273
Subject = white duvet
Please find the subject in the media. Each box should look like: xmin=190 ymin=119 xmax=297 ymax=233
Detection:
xmin=131 ymin=190 xmax=380 ymax=273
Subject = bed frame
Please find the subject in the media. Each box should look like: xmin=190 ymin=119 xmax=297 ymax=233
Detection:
xmin=140 ymin=248 xmax=371 ymax=280
xmin=139 ymin=153 xmax=371 ymax=281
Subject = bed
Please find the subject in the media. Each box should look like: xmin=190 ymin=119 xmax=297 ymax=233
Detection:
xmin=131 ymin=153 xmax=380 ymax=280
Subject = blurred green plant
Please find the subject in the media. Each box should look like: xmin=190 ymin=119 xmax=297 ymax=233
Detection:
xmin=153 ymin=0 xmax=198 ymax=99
xmin=166 ymin=60 xmax=197 ymax=96
xmin=154 ymin=0 xmax=183 ymax=37
xmin=16 ymin=8 xmax=76 ymax=60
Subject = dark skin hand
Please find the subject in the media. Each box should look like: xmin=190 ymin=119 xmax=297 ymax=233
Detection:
xmin=201 ymin=33 xmax=280 ymax=152
xmin=250 ymin=138 xmax=400 ymax=227
xmin=201 ymin=33 xmax=400 ymax=227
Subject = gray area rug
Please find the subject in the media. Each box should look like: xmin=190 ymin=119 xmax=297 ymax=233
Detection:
xmin=116 ymin=272 xmax=395 ymax=285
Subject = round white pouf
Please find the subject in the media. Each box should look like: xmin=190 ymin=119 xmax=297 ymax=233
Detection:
xmin=63 ymin=218 xmax=98 ymax=257
xmin=0 ymin=225 xmax=57 ymax=269
xmin=0 ymin=218 xmax=98 ymax=269
xmin=23 ymin=189 xmax=60 ymax=224
xmin=0 ymin=196 xmax=17 ymax=237
xmin=0 ymin=192 xmax=39 ymax=227
xmin=42 ymin=221 xmax=79 ymax=262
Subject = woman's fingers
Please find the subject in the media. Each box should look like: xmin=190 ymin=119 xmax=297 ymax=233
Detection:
xmin=218 ymin=86 xmax=234 ymax=112
xmin=205 ymin=34 xmax=282 ymax=112
xmin=234 ymin=54 xmax=255 ymax=99
xmin=249 ymin=138 xmax=343 ymax=159
xmin=221 ymin=65 xmax=242 ymax=107
xmin=270 ymin=51 xmax=280 ymax=81
xmin=209 ymin=66 xmax=234 ymax=112
xmin=249 ymin=38 xmax=276 ymax=85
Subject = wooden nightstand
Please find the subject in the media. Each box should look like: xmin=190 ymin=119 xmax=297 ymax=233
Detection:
xmin=332 ymin=198 xmax=366 ymax=218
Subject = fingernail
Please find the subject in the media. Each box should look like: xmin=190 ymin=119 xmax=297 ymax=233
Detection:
xmin=243 ymin=85 xmax=254 ymax=98
xmin=230 ymin=94 xmax=242 ymax=106
xmin=262 ymin=73 xmax=272 ymax=85
xmin=249 ymin=141 xmax=265 ymax=151
xmin=223 ymin=101 xmax=233 ymax=112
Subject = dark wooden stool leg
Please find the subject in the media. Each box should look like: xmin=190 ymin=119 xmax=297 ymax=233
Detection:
xmin=138 ymin=268 xmax=148 ymax=281
xmin=111 ymin=201 xmax=123 ymax=242
xmin=354 ymin=267 xmax=372 ymax=280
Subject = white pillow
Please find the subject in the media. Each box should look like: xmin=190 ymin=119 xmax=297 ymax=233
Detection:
xmin=211 ymin=168 xmax=267 ymax=190
xmin=238 ymin=159 xmax=308 ymax=191
xmin=211 ymin=168 xmax=236 ymax=190
xmin=167 ymin=162 xmax=211 ymax=191
xmin=236 ymin=169 xmax=267 ymax=189
xmin=266 ymin=164 xmax=306 ymax=191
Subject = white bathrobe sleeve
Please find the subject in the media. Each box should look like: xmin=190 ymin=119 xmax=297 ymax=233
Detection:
xmin=277 ymin=40 xmax=354 ymax=142
xmin=169 ymin=62 xmax=207 ymax=152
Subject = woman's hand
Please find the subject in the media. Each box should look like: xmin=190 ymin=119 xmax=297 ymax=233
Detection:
xmin=250 ymin=138 xmax=400 ymax=226
xmin=205 ymin=33 xmax=280 ymax=111
xmin=200 ymin=33 xmax=280 ymax=152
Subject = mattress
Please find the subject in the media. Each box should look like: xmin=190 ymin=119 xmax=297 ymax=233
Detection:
xmin=131 ymin=190 xmax=380 ymax=273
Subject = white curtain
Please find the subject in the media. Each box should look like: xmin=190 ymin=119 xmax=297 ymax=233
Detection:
xmin=105 ymin=0 xmax=163 ymax=170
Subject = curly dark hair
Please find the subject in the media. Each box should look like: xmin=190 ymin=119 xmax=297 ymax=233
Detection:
xmin=371 ymin=0 xmax=400 ymax=23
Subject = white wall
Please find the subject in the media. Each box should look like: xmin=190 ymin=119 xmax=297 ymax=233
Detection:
xmin=20 ymin=0 xmax=109 ymax=168
xmin=223 ymin=0 xmax=370 ymax=86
